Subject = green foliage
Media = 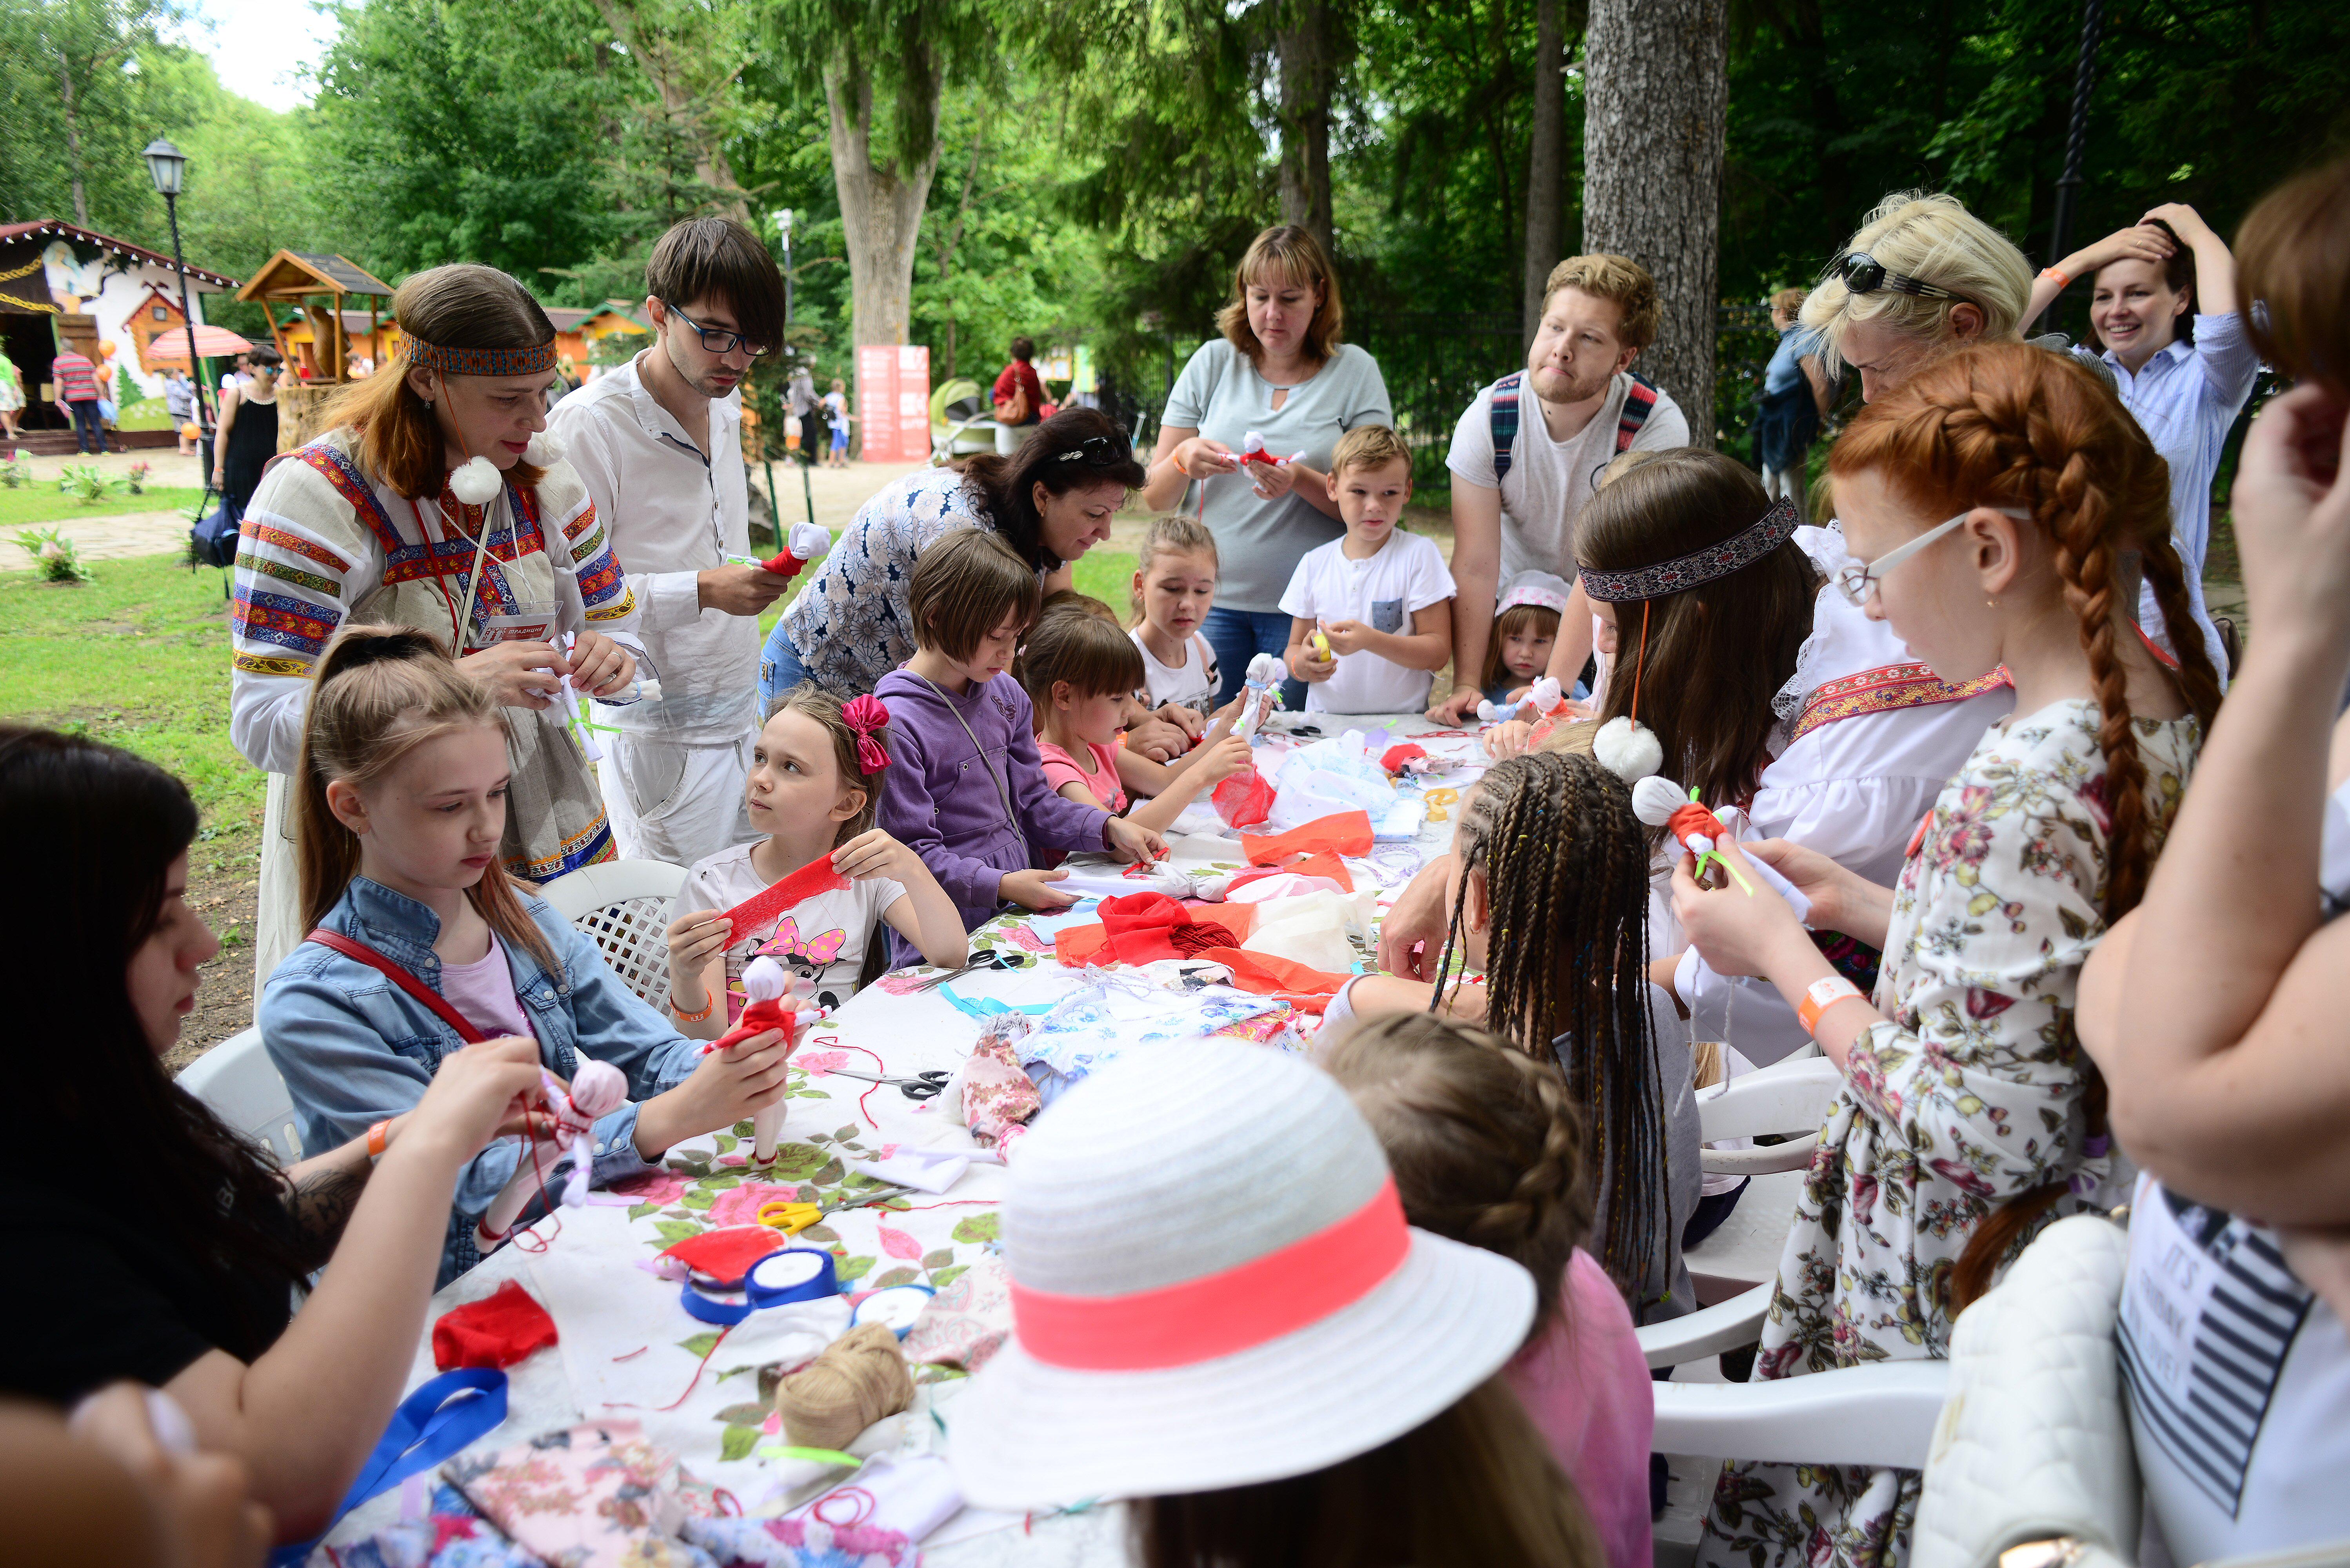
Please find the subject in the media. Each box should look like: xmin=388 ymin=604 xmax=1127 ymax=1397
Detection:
xmin=55 ymin=461 xmax=121 ymax=501
xmin=13 ymin=524 xmax=93 ymax=581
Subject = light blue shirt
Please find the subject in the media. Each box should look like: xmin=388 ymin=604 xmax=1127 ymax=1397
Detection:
xmin=260 ymin=877 xmax=704 ymax=1286
xmin=1163 ymin=339 xmax=1392 ymax=612
xmin=2103 ymin=312 xmax=2260 ymax=675
xmin=1763 ymin=325 xmax=1819 ymax=395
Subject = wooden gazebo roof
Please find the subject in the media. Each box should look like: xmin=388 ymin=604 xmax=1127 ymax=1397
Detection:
xmin=235 ymin=250 xmax=394 ymax=303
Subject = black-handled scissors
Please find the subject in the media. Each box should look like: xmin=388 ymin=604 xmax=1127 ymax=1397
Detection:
xmin=907 ymin=949 xmax=1021 ymax=991
xmin=823 ymin=1068 xmax=952 ymax=1101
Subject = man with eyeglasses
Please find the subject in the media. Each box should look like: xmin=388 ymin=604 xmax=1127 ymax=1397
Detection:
xmin=549 ymin=216 xmax=791 ymax=865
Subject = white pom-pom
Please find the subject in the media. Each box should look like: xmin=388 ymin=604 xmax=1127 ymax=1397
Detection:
xmin=1593 ymin=716 xmax=1663 ymax=782
xmin=787 ymin=521 xmax=831 ymax=561
xmin=635 ymin=677 xmax=663 ymax=703
xmin=1529 ymin=675 xmax=1563 ymax=713
xmin=1475 ymin=700 xmax=1507 ymax=724
xmin=1246 ymin=652 xmax=1286 ymax=686
xmin=569 ymin=1059 xmax=629 ymax=1117
xmin=525 ymin=430 xmax=566 ymax=465
xmin=448 ymin=455 xmax=502 ymax=505
xmin=1242 ymin=429 xmax=1268 ymax=457
xmin=1630 ymin=775 xmax=1691 ymax=827
xmin=741 ymin=955 xmax=790 ymax=1004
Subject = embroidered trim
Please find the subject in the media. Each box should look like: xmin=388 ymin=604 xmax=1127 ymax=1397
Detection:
xmin=234 ymin=652 xmax=312 ymax=677
xmin=240 ymin=519 xmax=350 ymax=574
xmin=1580 ymin=497 xmax=1801 ymax=603
xmin=404 ymin=335 xmax=558 ymax=377
xmin=505 ymin=813 xmax=616 ymax=880
xmin=1790 ymin=661 xmax=2012 ymax=743
xmin=236 ymin=552 xmax=342 ymax=598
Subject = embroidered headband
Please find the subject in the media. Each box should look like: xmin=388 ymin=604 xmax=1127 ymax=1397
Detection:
xmin=403 ymin=335 xmax=558 ymax=377
xmin=1578 ymin=497 xmax=1802 ymax=604
xmin=841 ymin=694 xmax=892 ymax=773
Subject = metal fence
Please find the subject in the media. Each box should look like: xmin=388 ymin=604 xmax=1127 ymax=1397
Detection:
xmin=1111 ymin=304 xmax=1798 ymax=486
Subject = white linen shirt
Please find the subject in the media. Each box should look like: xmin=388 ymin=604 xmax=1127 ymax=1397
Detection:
xmin=547 ymin=352 xmax=758 ymax=742
xmin=2104 ymin=313 xmax=2260 ymax=678
xmin=1665 ymin=526 xmax=2016 ymax=1066
xmin=1276 ymin=528 xmax=1455 ymax=714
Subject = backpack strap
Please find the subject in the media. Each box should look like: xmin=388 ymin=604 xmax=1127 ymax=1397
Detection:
xmin=305 ymin=927 xmax=490 ymax=1044
xmin=1615 ymin=372 xmax=1659 ymax=454
xmin=1488 ymin=372 xmax=1523 ymax=485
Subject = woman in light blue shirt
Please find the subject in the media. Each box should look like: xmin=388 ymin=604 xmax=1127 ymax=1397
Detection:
xmin=2026 ymin=203 xmax=2260 ymax=677
xmin=1137 ymin=226 xmax=1392 ymax=705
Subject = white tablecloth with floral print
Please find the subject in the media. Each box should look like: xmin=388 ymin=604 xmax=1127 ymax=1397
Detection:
xmin=315 ymin=716 xmax=1491 ymax=1564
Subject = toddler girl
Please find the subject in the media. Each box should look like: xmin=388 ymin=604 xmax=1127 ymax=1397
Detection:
xmin=1672 ymin=342 xmax=2217 ymax=1564
xmin=1128 ymin=513 xmax=1223 ymax=718
xmin=260 ymin=625 xmax=799 ymax=1284
xmin=1334 ymin=750 xmax=1699 ymax=1324
xmin=1326 ymin=1012 xmax=1654 ymax=1568
xmin=876 ymin=528 xmax=1163 ymax=941
xmin=1024 ymin=609 xmax=1253 ymax=833
xmin=664 ymin=685 xmax=967 ymax=1026
xmin=1482 ymin=570 xmax=1571 ymax=703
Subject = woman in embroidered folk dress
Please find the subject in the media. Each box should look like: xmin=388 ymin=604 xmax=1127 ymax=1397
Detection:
xmin=1672 ymin=344 xmax=2218 ymax=1568
xmin=230 ymin=265 xmax=643 ymax=984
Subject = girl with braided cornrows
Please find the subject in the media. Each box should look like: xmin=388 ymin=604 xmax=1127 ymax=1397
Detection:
xmin=1671 ymin=340 xmax=2216 ymax=1568
xmin=1329 ymin=750 xmax=1700 ymax=1327
xmin=1325 ymin=1012 xmax=1656 ymax=1568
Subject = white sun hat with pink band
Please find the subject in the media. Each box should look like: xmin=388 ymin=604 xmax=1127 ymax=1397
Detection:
xmin=946 ymin=1036 xmax=1537 ymax=1508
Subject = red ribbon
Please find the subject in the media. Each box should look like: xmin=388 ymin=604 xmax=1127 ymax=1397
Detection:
xmin=1009 ymin=1177 xmax=1410 ymax=1369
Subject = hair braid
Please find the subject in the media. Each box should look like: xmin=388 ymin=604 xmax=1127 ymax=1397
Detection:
xmin=1432 ymin=753 xmax=1665 ymax=1298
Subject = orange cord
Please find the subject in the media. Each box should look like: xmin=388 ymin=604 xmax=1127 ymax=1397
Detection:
xmin=1629 ymin=599 xmax=1651 ymax=726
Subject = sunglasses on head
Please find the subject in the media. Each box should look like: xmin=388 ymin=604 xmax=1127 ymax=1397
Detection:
xmin=1833 ymin=252 xmax=1974 ymax=309
xmin=1051 ymin=433 xmax=1130 ymax=466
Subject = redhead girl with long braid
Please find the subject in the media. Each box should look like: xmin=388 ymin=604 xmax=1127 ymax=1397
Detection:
xmin=1671 ymin=341 xmax=2218 ymax=1566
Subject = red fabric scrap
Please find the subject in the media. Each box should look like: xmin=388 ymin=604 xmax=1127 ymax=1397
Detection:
xmin=433 ymin=1279 xmax=559 ymax=1371
xmin=1212 ymin=767 xmax=1276 ymax=829
xmin=1053 ymin=902 xmax=1253 ymax=968
xmin=760 ymin=547 xmax=816 ymax=579
xmin=1379 ymin=744 xmax=1428 ymax=775
xmin=659 ymin=1226 xmax=789 ymax=1287
xmin=1242 ymin=811 xmax=1374 ymax=865
xmin=1191 ymin=946 xmax=1350 ymax=1015
xmin=720 ymin=855 xmax=852 ymax=944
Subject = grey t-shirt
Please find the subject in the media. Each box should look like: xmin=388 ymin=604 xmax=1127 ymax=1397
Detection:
xmin=1163 ymin=338 xmax=1393 ymax=612
xmin=1445 ymin=370 xmax=1690 ymax=584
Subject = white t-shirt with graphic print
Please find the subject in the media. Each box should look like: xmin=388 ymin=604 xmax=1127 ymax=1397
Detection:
xmin=681 ymin=841 xmax=906 ymax=1015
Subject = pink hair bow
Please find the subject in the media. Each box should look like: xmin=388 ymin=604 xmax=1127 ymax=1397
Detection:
xmin=841 ymin=694 xmax=891 ymax=772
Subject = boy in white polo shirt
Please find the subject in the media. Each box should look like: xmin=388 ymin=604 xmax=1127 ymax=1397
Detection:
xmin=1280 ymin=425 xmax=1454 ymax=715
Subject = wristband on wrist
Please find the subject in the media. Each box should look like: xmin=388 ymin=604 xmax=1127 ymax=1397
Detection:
xmin=2040 ymin=265 xmax=2071 ymax=289
xmin=1797 ymin=975 xmax=1866 ymax=1037
xmin=367 ymin=1119 xmax=393 ymax=1161
xmin=671 ymin=990 xmax=714 ymax=1024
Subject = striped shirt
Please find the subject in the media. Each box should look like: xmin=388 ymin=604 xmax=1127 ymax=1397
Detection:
xmin=51 ymin=352 xmax=99 ymax=403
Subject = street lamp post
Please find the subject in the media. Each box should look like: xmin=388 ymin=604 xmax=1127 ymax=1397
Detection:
xmin=142 ymin=137 xmax=214 ymax=479
xmin=774 ymin=208 xmax=794 ymax=327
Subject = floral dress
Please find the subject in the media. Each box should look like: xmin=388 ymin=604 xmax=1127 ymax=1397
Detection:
xmin=1698 ymin=698 xmax=2200 ymax=1568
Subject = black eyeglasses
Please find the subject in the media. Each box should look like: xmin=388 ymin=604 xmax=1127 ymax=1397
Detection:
xmin=1051 ymin=434 xmax=1129 ymax=466
xmin=1833 ymin=252 xmax=1972 ymax=308
xmin=659 ymin=300 xmax=772 ymax=359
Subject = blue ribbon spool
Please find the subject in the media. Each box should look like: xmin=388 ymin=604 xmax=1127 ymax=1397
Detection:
xmin=851 ymin=1282 xmax=937 ymax=1339
xmin=681 ymin=1246 xmax=840 ymax=1326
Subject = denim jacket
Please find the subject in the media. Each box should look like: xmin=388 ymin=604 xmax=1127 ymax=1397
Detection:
xmin=259 ymin=876 xmax=704 ymax=1286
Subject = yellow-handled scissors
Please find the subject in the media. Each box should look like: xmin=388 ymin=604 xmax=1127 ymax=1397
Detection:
xmin=756 ymin=1183 xmax=918 ymax=1235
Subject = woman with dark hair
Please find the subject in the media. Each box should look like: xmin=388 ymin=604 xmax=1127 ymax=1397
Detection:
xmin=761 ymin=407 xmax=1167 ymax=719
xmin=1137 ymin=225 xmax=1394 ymax=706
xmin=213 ymin=344 xmax=283 ymax=528
xmin=0 ymin=726 xmax=547 ymax=1544
xmin=2023 ymin=204 xmax=2257 ymax=675
xmin=230 ymin=262 xmax=643 ymax=985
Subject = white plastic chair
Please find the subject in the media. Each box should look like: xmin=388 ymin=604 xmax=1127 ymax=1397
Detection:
xmin=1675 ymin=1053 xmax=1843 ymax=1312
xmin=538 ymin=859 xmax=689 ymax=1012
xmin=176 ymin=1026 xmax=303 ymax=1164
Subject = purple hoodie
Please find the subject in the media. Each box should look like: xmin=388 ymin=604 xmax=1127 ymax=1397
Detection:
xmin=875 ymin=667 xmax=1111 ymax=947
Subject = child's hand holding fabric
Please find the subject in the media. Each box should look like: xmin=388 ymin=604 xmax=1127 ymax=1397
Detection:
xmin=1001 ymin=866 xmax=1078 ymax=911
xmin=634 ymin=1025 xmax=795 ymax=1160
xmin=829 ymin=827 xmax=923 ymax=884
xmin=663 ymin=907 xmax=729 ymax=977
xmin=1105 ymin=817 xmax=1169 ymax=865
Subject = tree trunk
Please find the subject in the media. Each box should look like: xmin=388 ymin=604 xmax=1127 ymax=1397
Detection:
xmin=1275 ymin=0 xmax=1336 ymax=253
xmin=1583 ymin=0 xmax=1727 ymax=446
xmin=53 ymin=47 xmax=88 ymax=227
xmin=589 ymin=0 xmax=749 ymax=220
xmin=1521 ymin=0 xmax=1567 ymax=345
xmin=823 ymin=62 xmax=944 ymax=349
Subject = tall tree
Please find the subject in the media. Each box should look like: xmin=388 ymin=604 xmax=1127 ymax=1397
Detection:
xmin=1582 ymin=0 xmax=1725 ymax=443
xmin=1519 ymin=0 xmax=1570 ymax=341
xmin=0 ymin=0 xmax=187 ymax=231
xmin=1274 ymin=0 xmax=1342 ymax=252
xmin=760 ymin=0 xmax=995 ymax=349
xmin=588 ymin=0 xmax=752 ymax=220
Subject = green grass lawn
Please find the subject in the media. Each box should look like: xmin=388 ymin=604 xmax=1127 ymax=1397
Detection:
xmin=0 ymin=486 xmax=207 ymax=528
xmin=0 ymin=552 xmax=262 ymax=864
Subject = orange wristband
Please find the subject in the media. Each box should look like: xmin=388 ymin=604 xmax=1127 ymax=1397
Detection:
xmin=367 ymin=1119 xmax=392 ymax=1160
xmin=1797 ymin=975 xmax=1865 ymax=1036
xmin=2040 ymin=265 xmax=2071 ymax=289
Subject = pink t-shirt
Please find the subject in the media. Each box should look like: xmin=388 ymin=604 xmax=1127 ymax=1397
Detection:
xmin=439 ymin=931 xmax=537 ymax=1042
xmin=1038 ymin=738 xmax=1126 ymax=812
xmin=1505 ymin=1249 xmax=1655 ymax=1568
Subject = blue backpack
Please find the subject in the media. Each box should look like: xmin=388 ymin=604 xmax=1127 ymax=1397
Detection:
xmin=188 ymin=495 xmax=238 ymax=570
